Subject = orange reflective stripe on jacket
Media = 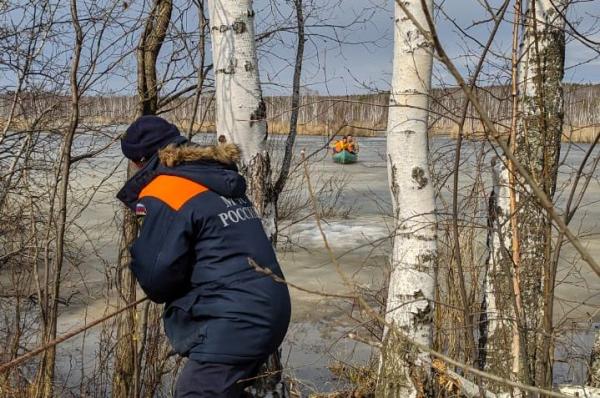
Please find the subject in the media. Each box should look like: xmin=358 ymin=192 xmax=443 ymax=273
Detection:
xmin=139 ymin=175 xmax=209 ymax=211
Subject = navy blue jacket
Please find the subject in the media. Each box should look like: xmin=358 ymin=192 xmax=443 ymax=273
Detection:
xmin=117 ymin=139 xmax=291 ymax=364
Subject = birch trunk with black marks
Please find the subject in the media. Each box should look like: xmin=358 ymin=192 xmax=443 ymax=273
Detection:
xmin=377 ymin=0 xmax=437 ymax=396
xmin=208 ymin=1 xmax=285 ymax=396
xmin=208 ymin=0 xmax=276 ymax=239
xmin=112 ymin=2 xmax=172 ymax=397
xmin=516 ymin=0 xmax=566 ymax=388
xmin=480 ymin=1 xmax=567 ymax=390
xmin=479 ymin=160 xmax=523 ymax=391
xmin=479 ymin=3 xmax=527 ymax=389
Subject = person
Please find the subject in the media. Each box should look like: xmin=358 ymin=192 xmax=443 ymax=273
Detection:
xmin=332 ymin=135 xmax=348 ymax=153
xmin=346 ymin=135 xmax=358 ymax=154
xmin=116 ymin=115 xmax=291 ymax=398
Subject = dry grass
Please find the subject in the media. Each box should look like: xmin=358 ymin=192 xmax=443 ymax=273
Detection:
xmin=432 ymin=123 xmax=599 ymax=143
xmin=565 ymin=125 xmax=599 ymax=143
xmin=302 ymin=362 xmax=376 ymax=398
xmin=266 ymin=121 xmax=384 ymax=137
xmin=185 ymin=120 xmax=598 ymax=142
xmin=2 ymin=116 xmax=597 ymax=143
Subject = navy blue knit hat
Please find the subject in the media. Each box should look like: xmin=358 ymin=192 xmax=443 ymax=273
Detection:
xmin=121 ymin=115 xmax=181 ymax=161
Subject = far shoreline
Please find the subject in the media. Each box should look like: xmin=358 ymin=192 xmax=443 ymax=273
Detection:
xmin=1 ymin=117 xmax=597 ymax=144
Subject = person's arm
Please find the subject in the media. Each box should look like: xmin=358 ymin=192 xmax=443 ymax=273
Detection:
xmin=129 ymin=197 xmax=194 ymax=303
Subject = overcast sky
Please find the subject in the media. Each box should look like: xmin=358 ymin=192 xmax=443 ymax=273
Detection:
xmin=2 ymin=0 xmax=599 ymax=96
xmin=256 ymin=0 xmax=600 ymax=95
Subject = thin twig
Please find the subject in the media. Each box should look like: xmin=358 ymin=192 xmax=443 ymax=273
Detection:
xmin=395 ymin=0 xmax=599 ymax=277
xmin=0 ymin=297 xmax=149 ymax=374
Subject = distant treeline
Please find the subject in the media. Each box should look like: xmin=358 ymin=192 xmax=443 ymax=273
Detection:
xmin=2 ymin=84 xmax=599 ymax=142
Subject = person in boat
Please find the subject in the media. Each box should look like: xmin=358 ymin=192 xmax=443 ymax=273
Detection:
xmin=117 ymin=115 xmax=291 ymax=398
xmin=332 ymin=135 xmax=348 ymax=153
xmin=346 ymin=135 xmax=359 ymax=154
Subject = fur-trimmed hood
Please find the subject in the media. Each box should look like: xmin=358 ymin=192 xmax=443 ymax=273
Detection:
xmin=158 ymin=143 xmax=241 ymax=167
xmin=117 ymin=141 xmax=247 ymax=209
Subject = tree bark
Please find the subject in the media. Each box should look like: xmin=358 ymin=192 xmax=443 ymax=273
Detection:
xmin=507 ymin=0 xmax=524 ymax=383
xmin=111 ymin=199 xmax=140 ymax=398
xmin=377 ymin=0 xmax=437 ymax=396
xmin=272 ymin=0 xmax=304 ymax=201
xmin=207 ymin=1 xmax=285 ymax=396
xmin=479 ymin=159 xmax=530 ymax=392
xmin=113 ymin=2 xmax=172 ymax=397
xmin=480 ymin=1 xmax=567 ymax=391
xmin=516 ymin=0 xmax=566 ymax=389
xmin=187 ymin=0 xmax=210 ymax=139
xmin=34 ymin=1 xmax=82 ymax=396
xmin=479 ymin=3 xmax=529 ymax=390
xmin=588 ymin=329 xmax=600 ymax=388
xmin=137 ymin=0 xmax=173 ymax=117
xmin=207 ymin=0 xmax=276 ymax=239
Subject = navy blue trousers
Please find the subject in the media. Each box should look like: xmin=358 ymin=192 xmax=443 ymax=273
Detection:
xmin=174 ymin=359 xmax=264 ymax=398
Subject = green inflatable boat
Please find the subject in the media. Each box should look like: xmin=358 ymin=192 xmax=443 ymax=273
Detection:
xmin=332 ymin=150 xmax=358 ymax=164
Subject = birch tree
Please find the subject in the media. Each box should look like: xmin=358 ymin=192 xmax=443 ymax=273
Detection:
xmin=515 ymin=0 xmax=567 ymax=388
xmin=208 ymin=1 xmax=285 ymax=395
xmin=480 ymin=0 xmax=568 ymax=390
xmin=207 ymin=0 xmax=275 ymax=238
xmin=377 ymin=0 xmax=437 ymax=396
xmin=478 ymin=2 xmax=528 ymax=389
xmin=479 ymin=160 xmax=530 ymax=392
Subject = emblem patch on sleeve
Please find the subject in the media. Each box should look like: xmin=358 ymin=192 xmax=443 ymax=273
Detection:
xmin=135 ymin=203 xmax=147 ymax=217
